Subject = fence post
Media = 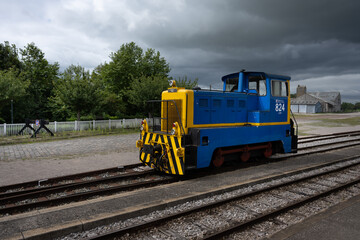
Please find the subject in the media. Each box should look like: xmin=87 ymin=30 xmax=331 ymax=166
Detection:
xmin=93 ymin=120 xmax=95 ymax=130
xmin=54 ymin=121 xmax=57 ymax=133
xmin=108 ymin=119 xmax=111 ymax=130
xmin=3 ymin=123 xmax=6 ymax=136
xmin=123 ymin=119 xmax=125 ymax=129
xmin=75 ymin=121 xmax=77 ymax=131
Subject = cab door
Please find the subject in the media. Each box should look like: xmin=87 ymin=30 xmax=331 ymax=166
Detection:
xmin=270 ymin=80 xmax=289 ymax=123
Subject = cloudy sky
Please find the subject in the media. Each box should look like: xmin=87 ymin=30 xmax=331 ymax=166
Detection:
xmin=1 ymin=0 xmax=360 ymax=102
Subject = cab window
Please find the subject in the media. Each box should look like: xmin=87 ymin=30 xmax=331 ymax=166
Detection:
xmin=271 ymin=80 xmax=288 ymax=97
xmin=225 ymin=77 xmax=239 ymax=92
xmin=248 ymin=78 xmax=267 ymax=96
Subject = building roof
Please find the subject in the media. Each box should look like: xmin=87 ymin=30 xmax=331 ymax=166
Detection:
xmin=308 ymin=92 xmax=340 ymax=106
xmin=292 ymin=91 xmax=340 ymax=106
xmin=291 ymin=93 xmax=320 ymax=105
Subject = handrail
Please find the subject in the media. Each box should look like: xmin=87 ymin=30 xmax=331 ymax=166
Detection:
xmin=290 ymin=109 xmax=298 ymax=136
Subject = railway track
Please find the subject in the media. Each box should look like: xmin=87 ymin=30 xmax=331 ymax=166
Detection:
xmin=0 ymin=163 xmax=145 ymax=196
xmin=298 ymin=130 xmax=360 ymax=144
xmin=297 ymin=135 xmax=360 ymax=152
xmin=0 ymin=164 xmax=175 ymax=216
xmin=1 ymin=130 xmax=360 ymax=218
xmin=83 ymin=155 xmax=360 ymax=240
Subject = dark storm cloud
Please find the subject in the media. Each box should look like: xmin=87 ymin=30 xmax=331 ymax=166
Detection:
xmin=1 ymin=0 xmax=360 ymax=102
xmin=132 ymin=0 xmax=360 ymax=101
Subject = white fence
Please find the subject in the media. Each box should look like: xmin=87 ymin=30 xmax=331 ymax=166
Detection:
xmin=0 ymin=119 xmax=144 ymax=136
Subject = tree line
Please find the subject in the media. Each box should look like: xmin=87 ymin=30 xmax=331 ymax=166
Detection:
xmin=0 ymin=41 xmax=198 ymax=123
xmin=341 ymin=102 xmax=360 ymax=112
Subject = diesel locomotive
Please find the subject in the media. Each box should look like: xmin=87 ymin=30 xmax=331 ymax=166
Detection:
xmin=136 ymin=71 xmax=298 ymax=175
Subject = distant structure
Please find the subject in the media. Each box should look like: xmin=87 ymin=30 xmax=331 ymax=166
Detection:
xmin=291 ymin=85 xmax=341 ymax=113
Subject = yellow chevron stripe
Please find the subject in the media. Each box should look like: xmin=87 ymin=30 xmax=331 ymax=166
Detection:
xmin=158 ymin=136 xmax=172 ymax=174
xmin=165 ymin=137 xmax=176 ymax=175
xmin=146 ymin=134 xmax=156 ymax=163
xmin=170 ymin=137 xmax=183 ymax=175
xmin=145 ymin=153 xmax=151 ymax=163
xmin=141 ymin=152 xmax=145 ymax=161
xmin=145 ymin=133 xmax=151 ymax=144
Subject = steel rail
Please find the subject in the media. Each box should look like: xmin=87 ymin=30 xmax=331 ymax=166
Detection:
xmin=86 ymin=155 xmax=360 ymax=240
xmin=0 ymin=177 xmax=176 ymax=215
xmin=204 ymin=177 xmax=360 ymax=239
xmin=2 ymin=130 xmax=358 ymax=199
xmin=2 ymin=131 xmax=360 ymax=217
xmin=298 ymin=131 xmax=360 ymax=144
xmin=0 ymin=163 xmax=144 ymax=196
xmin=298 ymin=130 xmax=360 ymax=140
xmin=297 ymin=137 xmax=360 ymax=151
xmin=0 ymin=169 xmax=156 ymax=204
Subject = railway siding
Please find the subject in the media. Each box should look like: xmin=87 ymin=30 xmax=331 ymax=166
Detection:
xmin=1 ymin=145 xmax=360 ymax=239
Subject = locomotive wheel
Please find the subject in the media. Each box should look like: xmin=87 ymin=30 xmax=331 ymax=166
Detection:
xmin=264 ymin=143 xmax=272 ymax=158
xmin=264 ymin=147 xmax=272 ymax=158
xmin=240 ymin=151 xmax=250 ymax=162
xmin=212 ymin=149 xmax=224 ymax=167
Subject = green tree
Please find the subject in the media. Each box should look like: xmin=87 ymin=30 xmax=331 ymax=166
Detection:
xmin=97 ymin=42 xmax=170 ymax=116
xmin=354 ymin=102 xmax=360 ymax=110
xmin=141 ymin=48 xmax=170 ymax=78
xmin=100 ymin=42 xmax=170 ymax=92
xmin=175 ymin=76 xmax=198 ymax=89
xmin=341 ymin=102 xmax=355 ymax=112
xmin=0 ymin=41 xmax=21 ymax=71
xmin=91 ymin=66 xmax=125 ymax=118
xmin=0 ymin=68 xmax=29 ymax=114
xmin=50 ymin=65 xmax=101 ymax=121
xmin=100 ymin=42 xmax=143 ymax=93
xmin=127 ymin=75 xmax=169 ymax=117
xmin=20 ymin=43 xmax=59 ymax=119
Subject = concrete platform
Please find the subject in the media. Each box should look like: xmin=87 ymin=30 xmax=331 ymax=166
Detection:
xmin=1 ymin=146 xmax=359 ymax=239
xmin=269 ymin=194 xmax=360 ymax=240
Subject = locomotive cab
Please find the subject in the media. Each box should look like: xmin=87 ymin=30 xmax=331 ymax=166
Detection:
xmin=137 ymin=71 xmax=298 ymax=175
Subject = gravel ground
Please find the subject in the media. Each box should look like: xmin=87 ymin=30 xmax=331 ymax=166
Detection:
xmin=295 ymin=112 xmax=360 ymax=135
xmin=58 ymin=158 xmax=360 ymax=239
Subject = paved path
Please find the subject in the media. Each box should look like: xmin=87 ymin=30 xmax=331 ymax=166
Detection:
xmin=0 ymin=134 xmax=138 ymax=161
xmin=0 ymin=134 xmax=139 ymax=186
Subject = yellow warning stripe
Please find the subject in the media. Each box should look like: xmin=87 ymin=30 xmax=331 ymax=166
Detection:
xmin=170 ymin=137 xmax=183 ymax=175
xmin=163 ymin=137 xmax=175 ymax=174
xmin=140 ymin=132 xmax=184 ymax=175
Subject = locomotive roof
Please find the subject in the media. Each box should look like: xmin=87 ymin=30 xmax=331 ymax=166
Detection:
xmin=221 ymin=71 xmax=291 ymax=81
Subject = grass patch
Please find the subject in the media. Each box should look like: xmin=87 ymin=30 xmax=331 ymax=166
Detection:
xmin=297 ymin=130 xmax=312 ymax=136
xmin=0 ymin=128 xmax=139 ymax=146
xmin=308 ymin=117 xmax=360 ymax=127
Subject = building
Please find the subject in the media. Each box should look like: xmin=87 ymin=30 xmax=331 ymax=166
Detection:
xmin=291 ymin=85 xmax=341 ymax=113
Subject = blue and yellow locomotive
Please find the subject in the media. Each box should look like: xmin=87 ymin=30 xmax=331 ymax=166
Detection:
xmin=136 ymin=71 xmax=298 ymax=175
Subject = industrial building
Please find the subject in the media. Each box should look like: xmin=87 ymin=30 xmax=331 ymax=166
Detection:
xmin=291 ymin=85 xmax=341 ymax=113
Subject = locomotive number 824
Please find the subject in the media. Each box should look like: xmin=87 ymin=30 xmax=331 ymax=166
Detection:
xmin=136 ymin=70 xmax=298 ymax=175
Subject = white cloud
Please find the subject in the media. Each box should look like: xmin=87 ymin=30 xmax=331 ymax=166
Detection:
xmin=1 ymin=0 xmax=360 ymax=102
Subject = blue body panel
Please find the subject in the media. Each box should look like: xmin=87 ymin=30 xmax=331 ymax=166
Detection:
xmin=195 ymin=124 xmax=292 ymax=168
xmin=194 ymin=72 xmax=290 ymax=125
xmin=193 ymin=91 xmax=248 ymax=124
xmin=190 ymin=71 xmax=294 ymax=170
